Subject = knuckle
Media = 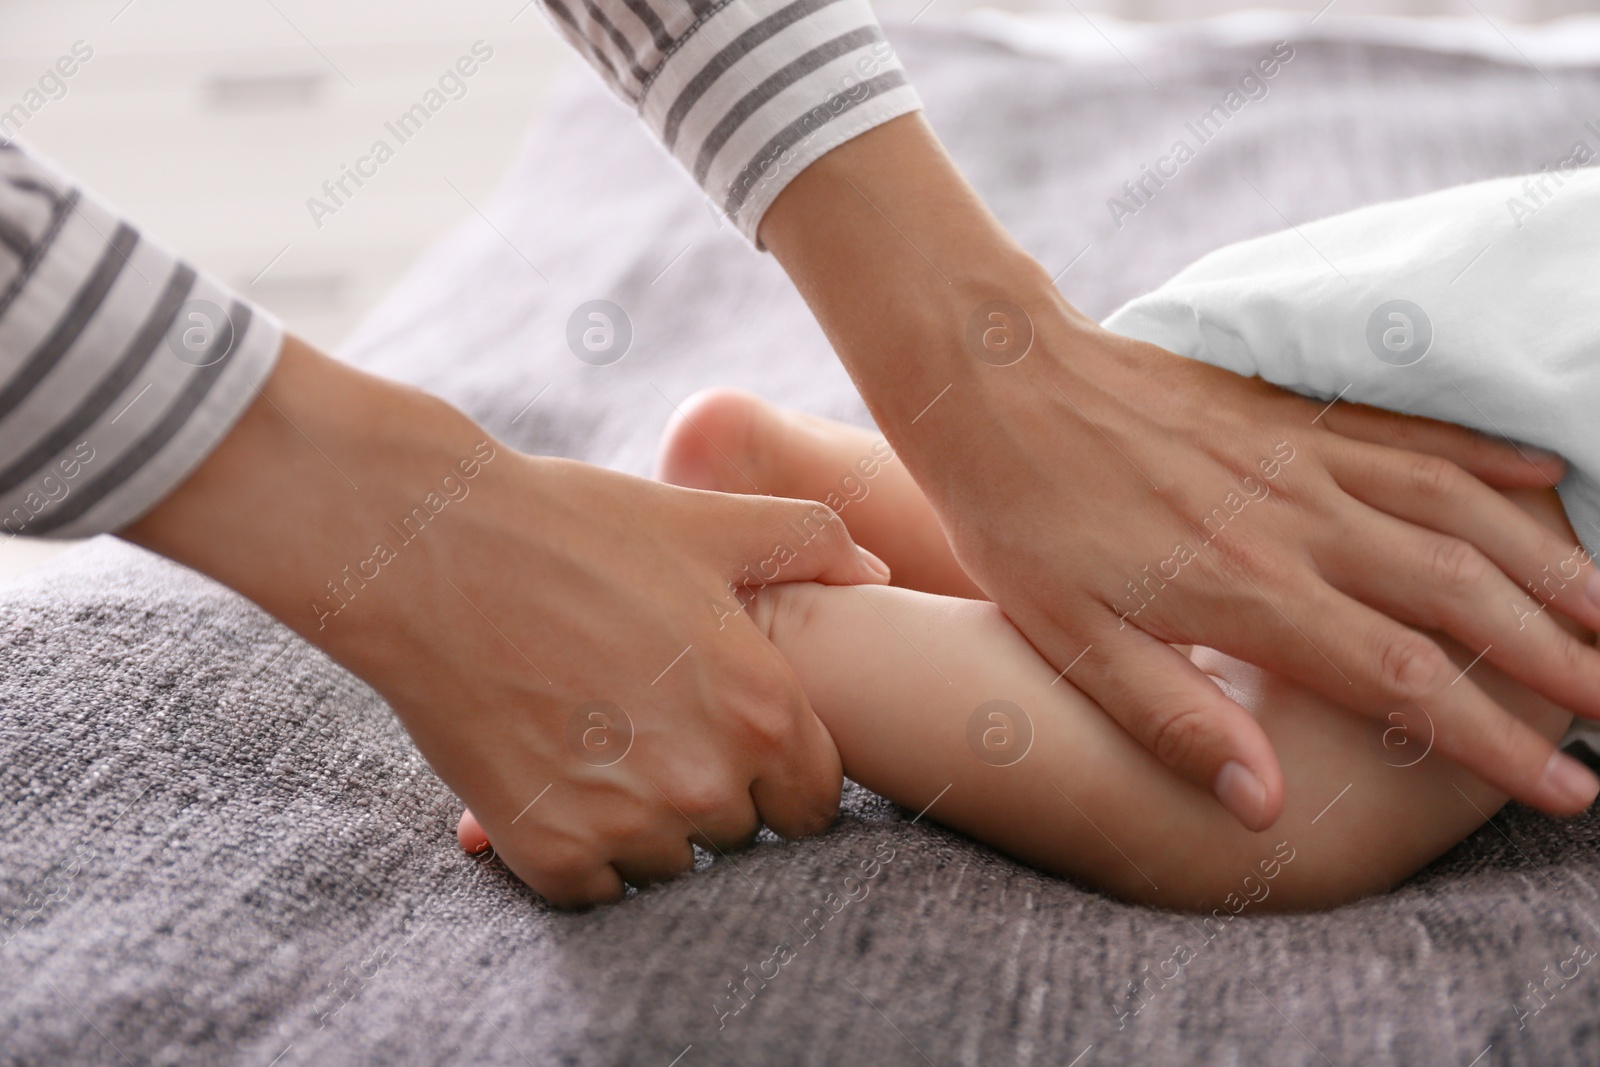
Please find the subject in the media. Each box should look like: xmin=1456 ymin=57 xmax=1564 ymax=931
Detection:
xmin=622 ymin=852 xmax=695 ymax=888
xmin=1550 ymin=630 xmax=1589 ymax=680
xmin=1145 ymin=705 xmax=1213 ymax=771
xmin=654 ymin=855 xmax=695 ymax=883
xmin=761 ymin=762 xmax=842 ymax=840
xmin=790 ymin=781 xmax=842 ymax=838
xmin=1375 ymin=630 xmax=1447 ymax=697
xmin=1408 ymin=455 xmax=1462 ymax=502
xmin=789 ymin=805 xmax=837 ymax=839
xmin=786 ymin=497 xmax=843 ymax=541
xmin=670 ymin=776 xmax=742 ymax=822
xmin=602 ymin=802 xmax=653 ymax=844
xmin=774 ymin=804 xmax=838 ymax=841
xmin=534 ymin=839 xmax=593 ymax=882
xmin=550 ymin=878 xmax=624 ymax=909
xmin=1426 ymin=537 xmax=1489 ymax=595
xmin=539 ymin=884 xmax=593 ymax=910
xmin=523 ymin=857 xmax=619 ymax=909
xmin=738 ymin=701 xmax=800 ymax=754
xmin=1382 ymin=412 xmax=1426 ymax=449
xmin=1200 ymin=528 xmax=1267 ymax=587
xmin=1495 ymin=715 xmax=1539 ymax=770
xmin=1465 ymin=710 xmax=1543 ymax=791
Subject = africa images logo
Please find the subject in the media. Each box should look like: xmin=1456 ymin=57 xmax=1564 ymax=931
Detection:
xmin=1365 ymin=299 xmax=1433 ymax=367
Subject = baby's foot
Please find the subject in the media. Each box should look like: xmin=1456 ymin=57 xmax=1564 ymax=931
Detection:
xmin=654 ymin=388 xmax=777 ymax=495
xmin=654 ymin=389 xmax=982 ymax=599
xmin=458 ymin=809 xmax=489 ymax=854
xmin=656 ymin=386 xmax=879 ymax=503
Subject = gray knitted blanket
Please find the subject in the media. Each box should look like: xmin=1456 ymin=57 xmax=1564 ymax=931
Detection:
xmin=5 ymin=17 xmax=1600 ymax=1066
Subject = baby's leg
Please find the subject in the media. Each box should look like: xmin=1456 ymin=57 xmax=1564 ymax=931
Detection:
xmin=662 ymin=390 xmax=1581 ymax=910
xmin=752 ymin=524 xmax=1578 ymax=911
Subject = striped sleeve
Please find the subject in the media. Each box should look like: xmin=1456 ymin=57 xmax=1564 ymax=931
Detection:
xmin=541 ymin=0 xmax=922 ymax=244
xmin=0 ymin=141 xmax=282 ymax=540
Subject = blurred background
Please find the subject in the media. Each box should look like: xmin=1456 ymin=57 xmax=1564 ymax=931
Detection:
xmin=1 ymin=0 xmax=1596 ymax=584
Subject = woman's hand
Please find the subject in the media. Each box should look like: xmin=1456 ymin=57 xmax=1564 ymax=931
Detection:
xmin=123 ymin=338 xmax=890 ymax=907
xmin=761 ymin=113 xmax=1600 ymax=829
xmin=933 ymin=305 xmax=1600 ymax=830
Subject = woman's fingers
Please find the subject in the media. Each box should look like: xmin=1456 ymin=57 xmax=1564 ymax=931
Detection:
xmin=1069 ymin=625 xmax=1285 ymax=830
xmin=1318 ymin=499 xmax=1600 ymax=730
xmin=747 ymin=687 xmax=845 ymax=840
xmin=454 ymin=806 xmax=628 ymax=906
xmin=1217 ymin=568 xmax=1597 ymax=815
xmin=1325 ymin=443 xmax=1600 ymax=631
xmin=645 ymin=754 xmax=765 ymax=853
xmin=503 ymin=843 xmax=628 ymax=909
xmin=610 ymin=835 xmax=697 ymax=888
xmin=458 ymin=807 xmax=715 ymax=892
xmin=1318 ymin=401 xmax=1565 ymax=489
xmin=1348 ymin=528 xmax=1600 ymax=716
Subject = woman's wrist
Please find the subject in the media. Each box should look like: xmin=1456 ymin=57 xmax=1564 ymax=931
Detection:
xmin=758 ymin=112 xmax=1101 ymax=481
xmin=121 ymin=336 xmax=495 ymax=653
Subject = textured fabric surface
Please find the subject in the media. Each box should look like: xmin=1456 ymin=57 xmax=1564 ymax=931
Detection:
xmin=6 ymin=19 xmax=1600 ymax=1067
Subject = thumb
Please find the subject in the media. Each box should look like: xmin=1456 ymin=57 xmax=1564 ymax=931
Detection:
xmin=723 ymin=497 xmax=890 ymax=587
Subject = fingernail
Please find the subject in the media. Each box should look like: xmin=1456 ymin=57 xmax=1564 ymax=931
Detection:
xmin=1541 ymin=750 xmax=1599 ymax=811
xmin=856 ymin=545 xmax=891 ymax=580
xmin=1213 ymin=760 xmax=1269 ymax=831
xmin=1523 ymin=445 xmax=1564 ymax=466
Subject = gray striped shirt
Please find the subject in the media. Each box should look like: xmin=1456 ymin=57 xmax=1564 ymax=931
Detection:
xmin=0 ymin=142 xmax=281 ymax=540
xmin=541 ymin=0 xmax=922 ymax=240
xmin=0 ymin=0 xmax=917 ymax=539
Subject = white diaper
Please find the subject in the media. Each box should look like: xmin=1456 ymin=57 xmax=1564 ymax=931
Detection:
xmin=1104 ymin=164 xmax=1600 ymax=557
